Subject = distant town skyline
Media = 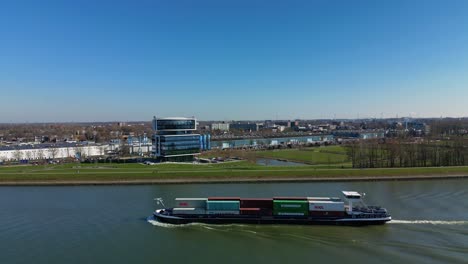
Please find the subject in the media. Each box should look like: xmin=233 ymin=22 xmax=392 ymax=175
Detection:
xmin=1 ymin=1 xmax=468 ymax=122
xmin=1 ymin=114 xmax=467 ymax=124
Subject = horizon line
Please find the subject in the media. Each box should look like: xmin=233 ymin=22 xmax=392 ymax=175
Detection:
xmin=1 ymin=116 xmax=467 ymax=125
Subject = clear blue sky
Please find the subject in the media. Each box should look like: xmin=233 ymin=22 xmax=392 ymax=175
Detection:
xmin=1 ymin=0 xmax=468 ymax=122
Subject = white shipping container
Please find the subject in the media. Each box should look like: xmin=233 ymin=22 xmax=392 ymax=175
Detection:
xmin=175 ymin=198 xmax=207 ymax=208
xmin=307 ymin=197 xmax=341 ymax=201
xmin=206 ymin=210 xmax=240 ymax=215
xmin=308 ymin=201 xmax=344 ymax=212
xmin=172 ymin=208 xmax=206 ymax=215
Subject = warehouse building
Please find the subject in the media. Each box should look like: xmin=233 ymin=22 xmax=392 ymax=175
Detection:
xmin=0 ymin=143 xmax=108 ymax=162
xmin=211 ymin=123 xmax=230 ymax=131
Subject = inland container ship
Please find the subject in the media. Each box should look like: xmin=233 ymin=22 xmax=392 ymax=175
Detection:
xmin=152 ymin=191 xmax=391 ymax=226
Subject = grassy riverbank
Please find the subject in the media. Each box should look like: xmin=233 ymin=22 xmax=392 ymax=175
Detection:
xmin=201 ymin=145 xmax=350 ymax=165
xmin=1 ymin=161 xmax=468 ymax=184
xmin=253 ymin=146 xmax=349 ymax=165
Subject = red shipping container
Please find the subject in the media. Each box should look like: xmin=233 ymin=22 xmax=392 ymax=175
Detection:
xmin=240 ymin=208 xmax=261 ymax=215
xmin=260 ymin=208 xmax=273 ymax=216
xmin=240 ymin=208 xmax=273 ymax=216
xmin=240 ymin=198 xmax=273 ymax=209
xmin=208 ymin=197 xmax=240 ymax=201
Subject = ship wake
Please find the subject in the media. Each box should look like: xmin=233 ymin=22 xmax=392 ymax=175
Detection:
xmin=146 ymin=216 xmax=247 ymax=229
xmin=390 ymin=220 xmax=468 ymax=225
xmin=146 ymin=216 xmax=202 ymax=228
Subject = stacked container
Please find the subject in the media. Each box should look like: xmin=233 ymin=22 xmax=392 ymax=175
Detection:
xmin=306 ymin=197 xmax=341 ymax=202
xmin=172 ymin=198 xmax=207 ymax=215
xmin=239 ymin=208 xmax=262 ymax=215
xmin=170 ymin=196 xmax=345 ymax=217
xmin=240 ymin=198 xmax=273 ymax=216
xmin=273 ymin=198 xmax=309 ymax=216
xmin=308 ymin=199 xmax=345 ymax=217
xmin=172 ymin=208 xmax=207 ymax=215
xmin=175 ymin=198 xmax=207 ymax=208
xmin=206 ymin=198 xmax=240 ymax=215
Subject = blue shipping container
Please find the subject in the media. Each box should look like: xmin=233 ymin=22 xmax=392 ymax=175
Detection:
xmin=206 ymin=200 xmax=240 ymax=211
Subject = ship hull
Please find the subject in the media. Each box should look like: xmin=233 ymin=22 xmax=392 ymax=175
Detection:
xmin=153 ymin=210 xmax=391 ymax=226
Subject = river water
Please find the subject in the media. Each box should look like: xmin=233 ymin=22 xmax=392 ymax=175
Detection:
xmin=1 ymin=179 xmax=467 ymax=264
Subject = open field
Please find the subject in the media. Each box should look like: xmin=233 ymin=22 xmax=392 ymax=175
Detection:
xmin=1 ymin=161 xmax=468 ymax=184
xmin=202 ymin=145 xmax=350 ymax=165
xmin=254 ymin=146 xmax=349 ymax=164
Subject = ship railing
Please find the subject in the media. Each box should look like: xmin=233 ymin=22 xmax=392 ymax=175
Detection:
xmin=352 ymin=206 xmax=386 ymax=214
xmin=351 ymin=212 xmax=388 ymax=219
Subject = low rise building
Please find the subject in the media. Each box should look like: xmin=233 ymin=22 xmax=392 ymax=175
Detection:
xmin=230 ymin=123 xmax=259 ymax=132
xmin=211 ymin=123 xmax=230 ymax=131
xmin=0 ymin=143 xmax=108 ymax=162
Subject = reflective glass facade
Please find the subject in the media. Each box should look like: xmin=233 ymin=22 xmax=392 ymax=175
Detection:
xmin=156 ymin=120 xmax=196 ymax=130
xmin=152 ymin=117 xmax=203 ymax=161
xmin=200 ymin=134 xmax=211 ymax=151
xmin=158 ymin=135 xmax=201 ymax=156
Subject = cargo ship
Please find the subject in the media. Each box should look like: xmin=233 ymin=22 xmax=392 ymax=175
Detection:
xmin=152 ymin=191 xmax=391 ymax=226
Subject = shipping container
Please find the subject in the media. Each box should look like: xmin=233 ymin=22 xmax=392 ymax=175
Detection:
xmin=309 ymin=211 xmax=345 ymax=217
xmin=240 ymin=198 xmax=273 ymax=209
xmin=175 ymin=198 xmax=207 ymax=208
xmin=206 ymin=200 xmax=240 ymax=211
xmin=273 ymin=197 xmax=307 ymax=200
xmin=307 ymin=197 xmax=342 ymax=202
xmin=261 ymin=208 xmax=274 ymax=216
xmin=207 ymin=210 xmax=240 ymax=215
xmin=276 ymin=212 xmax=307 ymax=216
xmin=308 ymin=201 xmax=344 ymax=212
xmin=172 ymin=208 xmax=206 ymax=215
xmin=240 ymin=208 xmax=261 ymax=215
xmin=273 ymin=200 xmax=309 ymax=216
xmin=208 ymin=197 xmax=240 ymax=201
xmin=240 ymin=208 xmax=274 ymax=216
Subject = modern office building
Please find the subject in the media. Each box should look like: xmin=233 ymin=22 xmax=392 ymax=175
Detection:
xmin=152 ymin=117 xmax=201 ymax=162
xmin=200 ymin=134 xmax=211 ymax=151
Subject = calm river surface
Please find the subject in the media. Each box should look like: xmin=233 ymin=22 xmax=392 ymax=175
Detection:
xmin=1 ymin=179 xmax=467 ymax=264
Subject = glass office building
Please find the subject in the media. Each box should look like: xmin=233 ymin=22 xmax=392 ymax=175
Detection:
xmin=152 ymin=117 xmax=201 ymax=162
xmin=154 ymin=119 xmax=196 ymax=131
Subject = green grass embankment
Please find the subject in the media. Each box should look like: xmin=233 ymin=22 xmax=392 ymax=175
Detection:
xmin=1 ymin=146 xmax=467 ymax=184
xmin=1 ymin=161 xmax=468 ymax=183
xmin=203 ymin=145 xmax=350 ymax=165
xmin=255 ymin=147 xmax=349 ymax=165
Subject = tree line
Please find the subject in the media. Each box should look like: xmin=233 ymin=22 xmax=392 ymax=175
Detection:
xmin=344 ymin=137 xmax=468 ymax=168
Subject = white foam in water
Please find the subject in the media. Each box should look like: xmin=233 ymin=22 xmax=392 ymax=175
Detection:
xmin=391 ymin=220 xmax=468 ymax=225
xmin=146 ymin=216 xmax=246 ymax=229
xmin=146 ymin=216 xmax=204 ymax=228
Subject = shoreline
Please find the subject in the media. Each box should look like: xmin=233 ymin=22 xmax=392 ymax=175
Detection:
xmin=0 ymin=174 xmax=467 ymax=186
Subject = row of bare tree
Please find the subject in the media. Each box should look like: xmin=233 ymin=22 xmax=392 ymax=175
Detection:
xmin=0 ymin=122 xmax=152 ymax=143
xmin=345 ymin=138 xmax=468 ymax=168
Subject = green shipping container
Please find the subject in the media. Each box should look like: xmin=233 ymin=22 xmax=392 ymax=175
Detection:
xmin=273 ymin=200 xmax=308 ymax=215
xmin=206 ymin=200 xmax=240 ymax=211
